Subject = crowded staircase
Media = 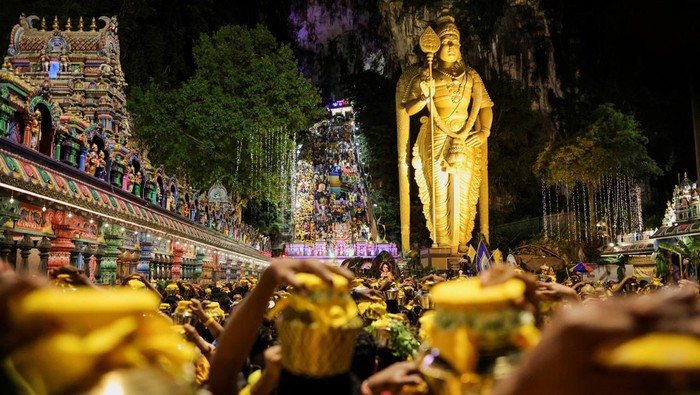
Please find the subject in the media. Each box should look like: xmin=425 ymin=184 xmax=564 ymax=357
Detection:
xmin=288 ymin=103 xmax=397 ymax=258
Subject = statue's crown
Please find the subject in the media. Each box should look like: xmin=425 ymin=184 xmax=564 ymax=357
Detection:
xmin=436 ymin=8 xmax=460 ymax=39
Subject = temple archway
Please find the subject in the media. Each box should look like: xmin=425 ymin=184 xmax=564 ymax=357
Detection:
xmin=35 ymin=104 xmax=54 ymax=156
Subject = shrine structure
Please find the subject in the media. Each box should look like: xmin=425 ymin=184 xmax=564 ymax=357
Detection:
xmin=0 ymin=14 xmax=269 ymax=284
xmin=599 ymin=173 xmax=700 ymax=281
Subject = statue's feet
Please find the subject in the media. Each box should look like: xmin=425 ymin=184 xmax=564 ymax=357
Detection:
xmin=458 ymin=244 xmax=468 ymax=253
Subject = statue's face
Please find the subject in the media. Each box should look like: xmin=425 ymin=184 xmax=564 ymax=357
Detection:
xmin=438 ymin=34 xmax=461 ymax=63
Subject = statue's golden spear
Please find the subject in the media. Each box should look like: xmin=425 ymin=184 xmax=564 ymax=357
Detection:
xmin=420 ymin=26 xmax=440 ymax=247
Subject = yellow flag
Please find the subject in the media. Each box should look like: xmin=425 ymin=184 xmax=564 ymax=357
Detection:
xmin=467 ymin=245 xmax=476 ymax=262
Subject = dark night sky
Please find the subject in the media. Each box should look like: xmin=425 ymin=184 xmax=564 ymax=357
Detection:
xmin=589 ymin=1 xmax=699 ymax=158
xmin=550 ymin=0 xmax=700 ymax=211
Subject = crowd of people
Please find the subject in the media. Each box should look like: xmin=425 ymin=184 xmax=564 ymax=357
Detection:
xmin=228 ymin=219 xmax=272 ymax=254
xmin=1 ymin=256 xmax=699 ymax=395
xmin=293 ymin=120 xmax=372 ymax=244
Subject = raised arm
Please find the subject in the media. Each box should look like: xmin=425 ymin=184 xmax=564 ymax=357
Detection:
xmin=208 ymin=259 xmax=352 ymax=395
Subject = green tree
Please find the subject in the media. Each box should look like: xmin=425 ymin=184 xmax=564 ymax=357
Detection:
xmin=534 ymin=103 xmax=662 ymax=234
xmin=130 ymin=24 xmax=324 ymax=213
xmin=652 ymin=250 xmax=669 ymax=283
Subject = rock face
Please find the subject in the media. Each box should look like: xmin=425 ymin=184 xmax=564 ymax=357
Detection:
xmin=288 ymin=0 xmax=563 ymax=133
xmin=376 ymin=0 xmax=435 ymax=72
xmin=287 ymin=0 xmax=389 ymax=96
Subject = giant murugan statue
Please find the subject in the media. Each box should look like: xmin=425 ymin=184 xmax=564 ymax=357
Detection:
xmin=396 ymin=8 xmax=493 ymax=254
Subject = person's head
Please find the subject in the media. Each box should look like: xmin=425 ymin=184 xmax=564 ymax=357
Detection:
xmin=249 ymin=321 xmax=278 ymax=370
xmin=579 ymin=283 xmax=596 ymax=300
xmin=351 ymin=330 xmax=377 ymax=381
xmin=164 ymin=283 xmax=179 ymax=297
xmin=436 ymin=9 xmax=461 ymax=64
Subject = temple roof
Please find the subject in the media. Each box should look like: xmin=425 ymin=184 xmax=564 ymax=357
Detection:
xmin=8 ymin=15 xmax=117 ymax=58
xmin=0 ymin=139 xmax=268 ymax=264
xmin=651 ymin=222 xmax=700 ymax=240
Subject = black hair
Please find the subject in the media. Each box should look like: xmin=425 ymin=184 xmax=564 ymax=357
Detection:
xmin=376 ymin=347 xmax=403 ymax=372
xmin=249 ymin=321 xmax=278 ymax=364
xmin=351 ymin=330 xmax=377 ymax=381
xmin=232 ymin=285 xmax=249 ymax=297
xmin=399 ymin=307 xmax=418 ymax=326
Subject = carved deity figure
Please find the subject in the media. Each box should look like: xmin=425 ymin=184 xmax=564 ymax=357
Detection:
xmin=40 ymin=53 xmax=49 ymax=73
xmin=133 ymin=172 xmax=142 ymax=194
xmin=60 ymin=52 xmax=70 ymax=73
xmin=396 ymin=8 xmax=493 ymax=254
xmin=86 ymin=144 xmax=99 ymax=175
xmin=182 ymin=201 xmax=190 ymax=218
xmin=663 ymin=200 xmax=676 ymax=226
xmin=29 ymin=110 xmax=42 ymax=150
xmin=127 ymin=165 xmax=136 ymax=192
xmin=38 ymin=79 xmax=51 ymax=99
xmin=96 ymin=151 xmax=106 ymax=178
xmin=166 ymin=192 xmax=174 ymax=211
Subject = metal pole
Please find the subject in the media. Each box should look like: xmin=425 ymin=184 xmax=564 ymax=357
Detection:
xmin=419 ymin=26 xmax=441 ymax=248
xmin=428 ymin=55 xmax=438 ymax=248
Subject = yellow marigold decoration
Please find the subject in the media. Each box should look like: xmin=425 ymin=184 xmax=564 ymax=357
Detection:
xmin=6 ymin=288 xmax=196 ymax=395
xmin=127 ymin=279 xmax=146 ymax=289
xmin=269 ymin=272 xmax=362 ymax=378
xmin=422 ymin=278 xmax=539 ymax=374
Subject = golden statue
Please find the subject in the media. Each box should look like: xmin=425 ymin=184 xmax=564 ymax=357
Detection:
xmin=396 ymin=8 xmax=493 ymax=254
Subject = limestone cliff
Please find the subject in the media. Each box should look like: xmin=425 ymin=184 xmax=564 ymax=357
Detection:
xmin=288 ymin=0 xmax=563 ymax=133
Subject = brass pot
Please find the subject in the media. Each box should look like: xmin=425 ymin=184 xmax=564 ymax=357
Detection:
xmin=420 ymin=292 xmax=433 ymax=310
xmin=385 ymin=288 xmax=399 ymax=301
xmin=276 ymin=319 xmax=362 ymax=378
xmin=172 ymin=301 xmax=196 ymax=326
xmin=374 ymin=327 xmax=392 ymax=348
xmin=398 ymin=294 xmax=406 ymax=306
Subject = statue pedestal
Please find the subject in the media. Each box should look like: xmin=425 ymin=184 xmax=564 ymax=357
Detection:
xmin=420 ymin=247 xmax=462 ymax=271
